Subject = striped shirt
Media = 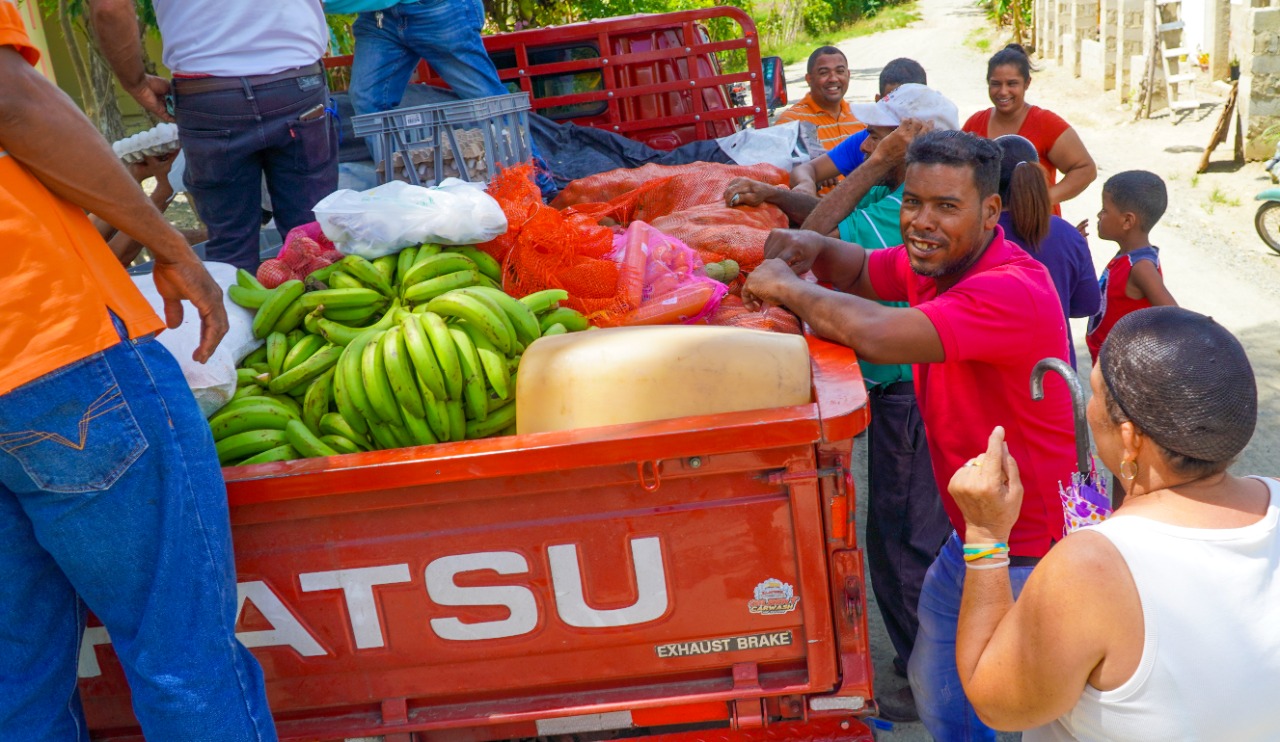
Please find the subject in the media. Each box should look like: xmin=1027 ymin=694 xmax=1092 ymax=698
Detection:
xmin=775 ymin=93 xmax=865 ymax=151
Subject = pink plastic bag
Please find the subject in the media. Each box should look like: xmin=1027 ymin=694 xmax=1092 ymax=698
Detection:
xmin=611 ymin=220 xmax=727 ymax=326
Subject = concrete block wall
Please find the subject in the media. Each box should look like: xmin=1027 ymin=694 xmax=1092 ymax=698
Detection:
xmin=1242 ymin=6 xmax=1280 ymax=159
xmin=1205 ymin=0 xmax=1231 ymax=80
xmin=1098 ymin=0 xmax=1119 ymax=89
xmin=1115 ymin=0 xmax=1146 ymax=101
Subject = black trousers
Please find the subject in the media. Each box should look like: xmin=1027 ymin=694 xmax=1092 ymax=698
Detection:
xmin=865 ymin=382 xmax=953 ymax=669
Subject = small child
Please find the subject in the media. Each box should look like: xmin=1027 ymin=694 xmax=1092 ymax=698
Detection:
xmin=1085 ymin=171 xmax=1177 ymax=362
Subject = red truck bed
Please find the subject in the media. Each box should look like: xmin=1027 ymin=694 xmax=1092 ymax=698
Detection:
xmin=323 ymin=7 xmax=770 ymax=150
xmin=81 ymin=332 xmax=874 ymax=741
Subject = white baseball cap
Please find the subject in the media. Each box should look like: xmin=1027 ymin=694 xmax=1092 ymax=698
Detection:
xmin=850 ymin=83 xmax=960 ymax=131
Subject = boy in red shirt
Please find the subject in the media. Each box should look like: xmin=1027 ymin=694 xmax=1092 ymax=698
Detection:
xmin=1085 ymin=170 xmax=1177 ymax=362
xmin=743 ymin=130 xmax=1077 ymax=740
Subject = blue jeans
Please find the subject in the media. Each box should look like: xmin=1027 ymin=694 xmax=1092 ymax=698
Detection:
xmin=0 ymin=317 xmax=276 ymax=741
xmin=175 ymin=68 xmax=339 ymax=272
xmin=349 ymin=0 xmax=509 ymax=124
xmin=908 ymin=533 xmax=1034 ymax=741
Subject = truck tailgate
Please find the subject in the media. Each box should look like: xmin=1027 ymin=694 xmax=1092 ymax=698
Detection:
xmin=81 ymin=334 xmax=870 ymax=741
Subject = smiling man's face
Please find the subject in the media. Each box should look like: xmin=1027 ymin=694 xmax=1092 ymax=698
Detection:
xmin=899 ymin=162 xmax=1001 ymax=280
xmin=807 ymin=52 xmax=850 ymax=109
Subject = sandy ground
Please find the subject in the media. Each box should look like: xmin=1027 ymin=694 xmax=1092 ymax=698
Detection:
xmin=779 ymin=0 xmax=1280 ymax=737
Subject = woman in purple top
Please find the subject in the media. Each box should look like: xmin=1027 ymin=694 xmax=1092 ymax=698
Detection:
xmin=995 ymin=135 xmax=1100 ymax=367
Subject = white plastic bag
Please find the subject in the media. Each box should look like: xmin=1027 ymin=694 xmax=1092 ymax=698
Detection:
xmin=313 ymin=178 xmax=508 ymax=259
xmin=130 ymin=262 xmax=260 ymax=418
xmin=716 ymin=120 xmax=814 ymax=172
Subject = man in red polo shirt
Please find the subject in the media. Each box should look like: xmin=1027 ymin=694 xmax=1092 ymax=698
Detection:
xmin=742 ymin=129 xmax=1076 ymax=741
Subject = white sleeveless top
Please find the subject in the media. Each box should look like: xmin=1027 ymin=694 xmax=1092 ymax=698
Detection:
xmin=1028 ymin=476 xmax=1280 ymax=742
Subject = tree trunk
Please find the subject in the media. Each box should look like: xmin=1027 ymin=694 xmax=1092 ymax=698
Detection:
xmin=58 ymin=0 xmax=97 ymax=115
xmin=80 ymin=19 xmax=127 ymax=141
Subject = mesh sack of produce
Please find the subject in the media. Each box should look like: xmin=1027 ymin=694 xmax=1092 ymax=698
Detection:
xmin=257 ymin=223 xmax=344 ymax=288
xmin=612 ymin=220 xmax=727 ymax=326
xmin=559 ymin=163 xmax=789 ymax=272
xmin=480 ymin=164 xmax=631 ymax=323
xmin=551 ymin=162 xmax=790 ymax=212
xmin=648 ymin=202 xmax=784 ymax=271
xmin=704 ymin=294 xmax=802 ymax=335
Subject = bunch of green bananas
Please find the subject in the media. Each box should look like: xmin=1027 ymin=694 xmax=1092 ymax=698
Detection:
xmin=214 ymin=245 xmax=589 ymax=466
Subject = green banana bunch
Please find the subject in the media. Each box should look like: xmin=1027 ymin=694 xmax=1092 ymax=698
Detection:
xmin=252 ymin=280 xmax=305 ymax=339
xmin=428 ymin=291 xmax=514 ymax=355
xmin=219 ymin=245 xmax=603 ymax=462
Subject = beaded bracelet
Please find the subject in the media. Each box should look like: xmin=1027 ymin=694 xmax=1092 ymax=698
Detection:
xmin=962 ymin=543 xmax=1010 ymax=562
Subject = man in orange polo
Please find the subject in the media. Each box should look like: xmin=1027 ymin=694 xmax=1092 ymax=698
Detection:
xmin=0 ymin=3 xmax=276 ymax=739
xmin=775 ymin=45 xmax=863 ymax=194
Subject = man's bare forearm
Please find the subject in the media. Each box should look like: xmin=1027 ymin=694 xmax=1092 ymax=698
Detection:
xmin=773 ymin=276 xmax=938 ymax=364
xmin=88 ymin=0 xmax=148 ymax=92
xmin=0 ymin=49 xmax=189 ymax=261
xmin=801 ymin=155 xmax=896 ymax=236
xmin=766 ymin=186 xmax=821 ymax=226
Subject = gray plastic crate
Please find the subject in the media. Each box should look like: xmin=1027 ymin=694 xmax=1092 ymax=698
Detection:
xmin=351 ymin=92 xmax=532 ymax=187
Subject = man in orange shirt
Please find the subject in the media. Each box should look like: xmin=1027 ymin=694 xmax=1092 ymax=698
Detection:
xmin=775 ymin=46 xmax=864 ymax=191
xmin=0 ymin=4 xmax=276 ymax=739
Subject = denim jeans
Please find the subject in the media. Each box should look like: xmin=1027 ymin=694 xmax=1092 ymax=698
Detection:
xmin=0 ymin=317 xmax=276 ymax=741
xmin=175 ymin=68 xmax=338 ymax=272
xmin=865 ymin=386 xmax=951 ymax=672
xmin=349 ymin=0 xmax=509 ymax=123
xmin=908 ymin=533 xmax=1034 ymax=741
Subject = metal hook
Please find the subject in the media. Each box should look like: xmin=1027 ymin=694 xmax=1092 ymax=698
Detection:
xmin=1030 ymin=357 xmax=1090 ymax=477
xmin=637 ymin=460 xmax=662 ymax=492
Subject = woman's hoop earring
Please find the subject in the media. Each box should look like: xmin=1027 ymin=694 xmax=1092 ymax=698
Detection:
xmin=1119 ymin=459 xmax=1138 ymax=481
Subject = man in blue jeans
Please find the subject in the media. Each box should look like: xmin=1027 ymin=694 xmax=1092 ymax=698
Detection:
xmin=0 ymin=6 xmax=276 ymax=740
xmin=329 ymin=0 xmax=509 ymax=125
xmin=328 ymin=0 xmax=556 ymax=195
xmin=91 ymin=0 xmax=339 ymax=273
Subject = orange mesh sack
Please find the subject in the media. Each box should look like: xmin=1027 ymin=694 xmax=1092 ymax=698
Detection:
xmin=480 ymin=164 xmax=630 ymax=323
xmin=554 ymin=162 xmax=790 ymax=216
xmin=705 ymin=294 xmax=802 ymax=335
xmin=613 ymin=220 xmax=727 ymax=326
xmin=649 ymin=202 xmax=784 ymax=271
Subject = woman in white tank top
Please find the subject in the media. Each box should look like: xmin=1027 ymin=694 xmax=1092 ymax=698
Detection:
xmin=944 ymin=306 xmax=1275 ymax=741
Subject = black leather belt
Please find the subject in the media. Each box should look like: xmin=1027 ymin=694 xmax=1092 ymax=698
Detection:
xmin=1009 ymin=555 xmax=1042 ymax=567
xmin=172 ymin=62 xmax=324 ymax=96
xmin=873 ymin=380 xmax=915 ymax=396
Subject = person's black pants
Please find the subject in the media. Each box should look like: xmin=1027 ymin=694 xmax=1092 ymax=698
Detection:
xmin=865 ymin=381 xmax=952 ymax=671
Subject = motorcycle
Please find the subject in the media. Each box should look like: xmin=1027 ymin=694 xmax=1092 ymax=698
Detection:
xmin=1256 ymin=148 xmax=1280 ymax=254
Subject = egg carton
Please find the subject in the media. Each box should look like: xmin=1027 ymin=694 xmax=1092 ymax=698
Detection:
xmin=112 ymin=122 xmax=180 ymax=163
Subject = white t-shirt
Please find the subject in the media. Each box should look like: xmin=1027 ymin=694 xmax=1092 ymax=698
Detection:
xmin=153 ymin=0 xmax=327 ymax=77
xmin=1028 ymin=476 xmax=1280 ymax=742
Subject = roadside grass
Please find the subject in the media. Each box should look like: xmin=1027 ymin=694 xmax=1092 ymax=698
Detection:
xmin=965 ymin=27 xmax=993 ymax=54
xmin=767 ymin=3 xmax=922 ymax=64
xmin=1209 ymin=187 xmax=1240 ymax=207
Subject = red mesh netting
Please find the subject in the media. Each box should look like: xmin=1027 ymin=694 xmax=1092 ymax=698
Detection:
xmin=256 ymin=223 xmax=343 ymax=288
xmin=479 ymin=164 xmax=628 ymax=322
xmin=558 ymin=163 xmax=789 ymax=272
xmin=704 ymin=294 xmax=802 ymax=335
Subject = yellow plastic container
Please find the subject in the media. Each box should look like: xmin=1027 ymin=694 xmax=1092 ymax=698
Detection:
xmin=515 ymin=325 xmax=812 ymax=435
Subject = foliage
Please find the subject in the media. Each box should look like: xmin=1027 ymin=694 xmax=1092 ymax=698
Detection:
xmin=978 ymin=0 xmax=1029 ymax=44
xmin=768 ymin=3 xmax=920 ymax=65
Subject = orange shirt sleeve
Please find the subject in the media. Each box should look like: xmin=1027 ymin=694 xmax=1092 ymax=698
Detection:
xmin=0 ymin=2 xmax=41 ymax=66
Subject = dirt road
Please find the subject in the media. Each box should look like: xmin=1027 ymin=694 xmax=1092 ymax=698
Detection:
xmin=780 ymin=0 xmax=1280 ymax=736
